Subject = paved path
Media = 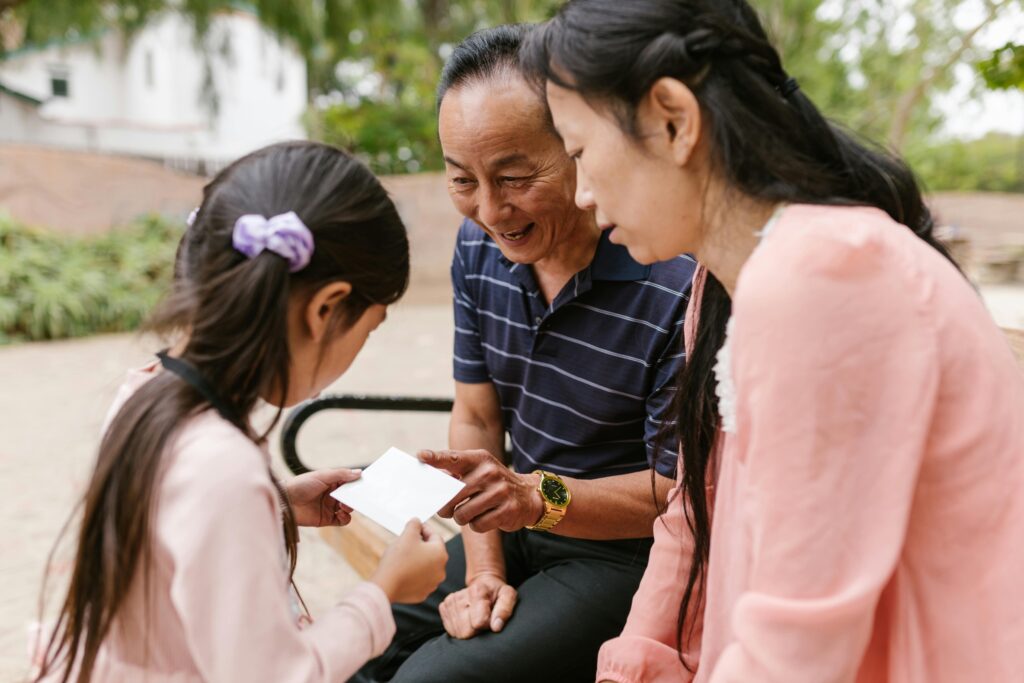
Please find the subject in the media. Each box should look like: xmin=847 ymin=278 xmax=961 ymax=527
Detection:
xmin=0 ymin=304 xmax=453 ymax=682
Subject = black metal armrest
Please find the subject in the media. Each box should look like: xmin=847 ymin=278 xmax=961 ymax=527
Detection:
xmin=280 ymin=394 xmax=455 ymax=475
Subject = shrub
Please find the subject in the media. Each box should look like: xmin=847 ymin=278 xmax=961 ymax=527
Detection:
xmin=314 ymin=99 xmax=443 ymax=176
xmin=0 ymin=214 xmax=182 ymax=344
xmin=908 ymin=133 xmax=1024 ymax=193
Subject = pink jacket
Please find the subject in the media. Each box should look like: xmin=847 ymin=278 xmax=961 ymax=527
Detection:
xmin=40 ymin=364 xmax=395 ymax=682
xmin=598 ymin=204 xmax=1024 ymax=682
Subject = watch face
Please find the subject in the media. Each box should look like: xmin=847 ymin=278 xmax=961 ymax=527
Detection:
xmin=541 ymin=476 xmax=570 ymax=506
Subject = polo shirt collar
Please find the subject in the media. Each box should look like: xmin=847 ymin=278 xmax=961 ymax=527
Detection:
xmin=589 ymin=229 xmax=651 ymax=282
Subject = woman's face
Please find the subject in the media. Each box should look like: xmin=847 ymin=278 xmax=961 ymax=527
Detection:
xmin=545 ymin=81 xmax=707 ymax=264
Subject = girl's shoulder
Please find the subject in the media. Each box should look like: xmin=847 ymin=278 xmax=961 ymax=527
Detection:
xmin=164 ymin=411 xmax=273 ymax=503
xmin=106 ymin=362 xmax=274 ymax=497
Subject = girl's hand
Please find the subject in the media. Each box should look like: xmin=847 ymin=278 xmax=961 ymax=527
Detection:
xmin=371 ymin=519 xmax=448 ymax=603
xmin=285 ymin=468 xmax=361 ymax=527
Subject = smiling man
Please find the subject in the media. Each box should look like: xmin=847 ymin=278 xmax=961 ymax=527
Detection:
xmin=350 ymin=25 xmax=696 ymax=683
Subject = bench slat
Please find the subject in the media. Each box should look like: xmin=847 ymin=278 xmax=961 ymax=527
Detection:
xmin=1004 ymin=328 xmax=1024 ymax=370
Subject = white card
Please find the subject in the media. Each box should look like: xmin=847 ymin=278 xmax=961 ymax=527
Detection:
xmin=330 ymin=447 xmax=466 ymax=535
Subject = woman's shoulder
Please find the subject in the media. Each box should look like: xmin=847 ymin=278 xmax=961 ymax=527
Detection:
xmin=733 ymin=203 xmax=941 ymax=347
xmin=763 ymin=203 xmax=910 ymax=270
xmin=739 ymin=203 xmax=934 ymax=308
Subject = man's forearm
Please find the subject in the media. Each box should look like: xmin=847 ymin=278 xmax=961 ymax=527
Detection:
xmin=545 ymin=470 xmax=676 ymax=540
xmin=450 ymin=416 xmax=508 ymax=579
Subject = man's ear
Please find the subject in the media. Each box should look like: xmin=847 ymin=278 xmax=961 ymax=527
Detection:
xmin=640 ymin=77 xmax=702 ymax=166
xmin=304 ymin=281 xmax=353 ymax=343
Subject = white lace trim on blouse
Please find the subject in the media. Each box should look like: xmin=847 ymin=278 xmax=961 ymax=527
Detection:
xmin=714 ymin=205 xmax=786 ymax=433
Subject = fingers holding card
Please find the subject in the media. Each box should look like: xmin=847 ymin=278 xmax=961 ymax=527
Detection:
xmin=330 ymin=448 xmax=466 ymax=535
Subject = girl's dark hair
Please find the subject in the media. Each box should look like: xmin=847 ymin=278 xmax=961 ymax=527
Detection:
xmin=521 ymin=0 xmax=958 ymax=667
xmin=36 ymin=141 xmax=409 ymax=683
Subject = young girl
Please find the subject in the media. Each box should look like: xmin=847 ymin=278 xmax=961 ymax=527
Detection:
xmin=35 ymin=141 xmax=448 ymax=683
xmin=524 ymin=2 xmax=1024 ymax=682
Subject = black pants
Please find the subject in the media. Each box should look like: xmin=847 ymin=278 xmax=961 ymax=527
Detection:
xmin=349 ymin=530 xmax=652 ymax=683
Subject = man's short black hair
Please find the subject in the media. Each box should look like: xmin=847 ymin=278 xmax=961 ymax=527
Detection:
xmin=436 ymin=24 xmax=533 ymax=110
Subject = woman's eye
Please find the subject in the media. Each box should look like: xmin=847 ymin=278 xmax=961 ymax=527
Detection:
xmin=569 ymin=150 xmax=583 ymax=162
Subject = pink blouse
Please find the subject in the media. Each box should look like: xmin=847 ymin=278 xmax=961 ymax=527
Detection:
xmin=41 ymin=364 xmax=396 ymax=682
xmin=598 ymin=204 xmax=1024 ymax=682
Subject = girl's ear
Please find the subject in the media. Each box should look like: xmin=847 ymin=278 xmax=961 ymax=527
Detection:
xmin=640 ymin=76 xmax=702 ymax=166
xmin=304 ymin=281 xmax=353 ymax=343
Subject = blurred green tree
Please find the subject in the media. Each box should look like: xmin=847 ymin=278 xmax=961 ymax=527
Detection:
xmin=977 ymin=42 xmax=1024 ymax=189
xmin=763 ymin=0 xmax=1022 ymax=152
xmin=979 ymin=42 xmax=1024 ymax=90
xmin=1 ymin=0 xmax=1020 ymax=180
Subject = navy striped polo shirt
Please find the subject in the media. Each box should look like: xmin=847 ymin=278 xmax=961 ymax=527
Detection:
xmin=451 ymin=219 xmax=695 ymax=479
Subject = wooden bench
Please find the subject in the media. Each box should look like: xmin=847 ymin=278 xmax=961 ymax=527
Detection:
xmin=303 ymin=328 xmax=1024 ymax=577
xmin=1007 ymin=327 xmax=1024 ymax=371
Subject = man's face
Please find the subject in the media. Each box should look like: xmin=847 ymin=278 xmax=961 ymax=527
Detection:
xmin=438 ymin=75 xmax=585 ymax=265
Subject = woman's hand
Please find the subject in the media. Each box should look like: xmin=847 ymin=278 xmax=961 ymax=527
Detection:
xmin=285 ymin=468 xmax=361 ymax=527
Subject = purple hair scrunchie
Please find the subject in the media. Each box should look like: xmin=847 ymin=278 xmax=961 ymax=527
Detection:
xmin=231 ymin=211 xmax=315 ymax=273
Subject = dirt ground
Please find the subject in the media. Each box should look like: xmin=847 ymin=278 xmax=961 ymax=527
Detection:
xmin=0 ymin=304 xmax=454 ymax=682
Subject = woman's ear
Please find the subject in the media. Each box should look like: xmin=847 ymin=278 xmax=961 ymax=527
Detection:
xmin=304 ymin=281 xmax=353 ymax=343
xmin=640 ymin=77 xmax=702 ymax=166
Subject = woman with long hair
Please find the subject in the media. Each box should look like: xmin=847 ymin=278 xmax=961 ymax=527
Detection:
xmin=522 ymin=2 xmax=1024 ymax=681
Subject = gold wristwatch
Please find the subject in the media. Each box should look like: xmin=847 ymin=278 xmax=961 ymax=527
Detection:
xmin=525 ymin=470 xmax=571 ymax=532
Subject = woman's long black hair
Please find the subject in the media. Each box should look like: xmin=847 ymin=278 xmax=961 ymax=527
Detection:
xmin=521 ymin=0 xmax=958 ymax=667
xmin=37 ymin=141 xmax=409 ymax=682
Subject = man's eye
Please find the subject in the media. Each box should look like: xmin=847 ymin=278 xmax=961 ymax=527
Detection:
xmin=501 ymin=176 xmax=528 ymax=186
xmin=450 ymin=177 xmax=476 ymax=189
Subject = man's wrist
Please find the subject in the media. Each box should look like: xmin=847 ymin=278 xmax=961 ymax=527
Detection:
xmin=520 ymin=471 xmax=545 ymax=528
xmin=466 ymin=569 xmax=506 ymax=585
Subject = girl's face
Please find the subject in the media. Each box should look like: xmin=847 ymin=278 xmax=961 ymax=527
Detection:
xmin=283 ymin=292 xmax=388 ymax=407
xmin=545 ymin=80 xmax=709 ymax=264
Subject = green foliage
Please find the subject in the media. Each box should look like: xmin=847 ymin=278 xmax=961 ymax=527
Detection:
xmin=4 ymin=0 xmax=1020 ymax=186
xmin=0 ymin=214 xmax=181 ymax=344
xmin=307 ymin=0 xmax=561 ymax=174
xmin=316 ymin=99 xmax=443 ymax=175
xmin=908 ymin=133 xmax=1024 ymax=193
xmin=766 ymin=0 xmax=1021 ymax=151
xmin=980 ymin=42 xmax=1024 ymax=91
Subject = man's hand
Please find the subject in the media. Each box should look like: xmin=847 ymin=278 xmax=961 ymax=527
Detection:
xmin=285 ymin=468 xmax=360 ymax=527
xmin=439 ymin=572 xmax=518 ymax=639
xmin=420 ymin=449 xmax=544 ymax=533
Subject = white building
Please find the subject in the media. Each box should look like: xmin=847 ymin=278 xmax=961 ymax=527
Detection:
xmin=0 ymin=8 xmax=308 ymax=173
